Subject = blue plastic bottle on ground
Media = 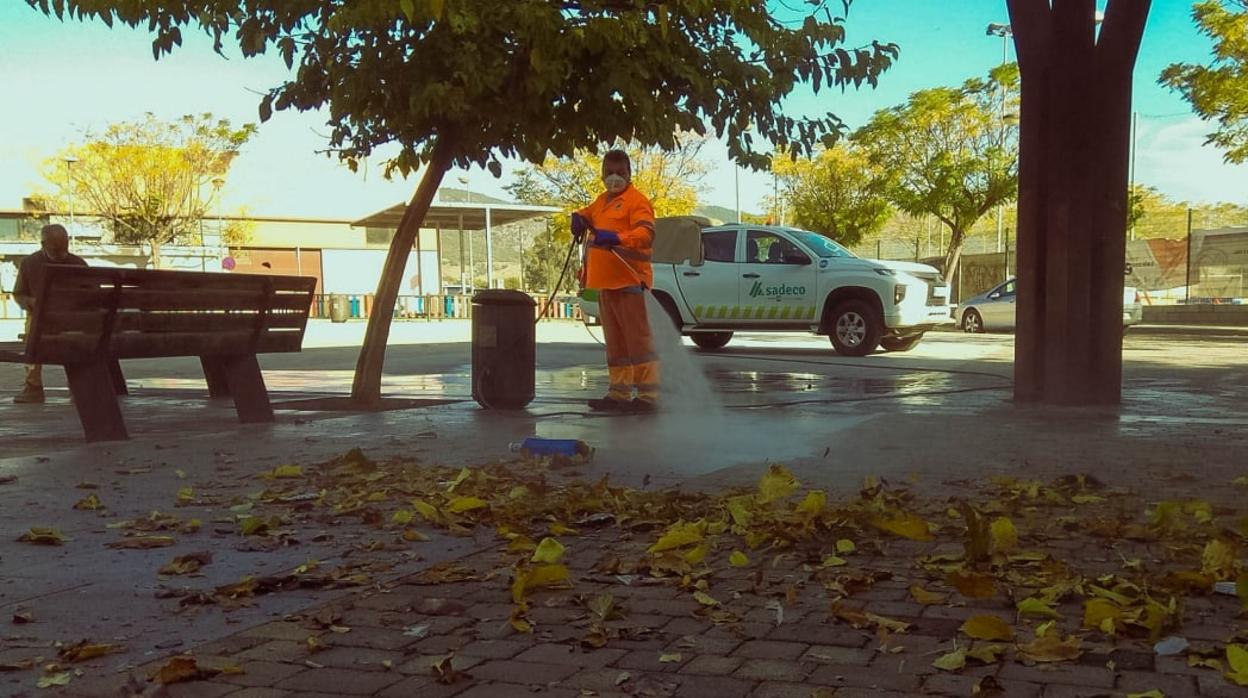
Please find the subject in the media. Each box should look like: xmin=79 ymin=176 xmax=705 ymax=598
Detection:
xmin=509 ymin=438 xmax=592 ymax=458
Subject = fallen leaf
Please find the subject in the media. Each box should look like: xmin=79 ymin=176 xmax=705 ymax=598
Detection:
xmin=693 ymin=591 xmax=720 ymax=607
xmin=392 ymin=510 xmax=414 ymax=525
xmin=989 ymin=516 xmax=1018 ymax=554
xmin=159 ymin=551 xmax=213 ymax=576
xmin=910 ymin=585 xmax=948 ymax=605
xmin=933 ymin=648 xmax=967 ymax=672
xmin=835 ymin=539 xmax=856 ymax=554
xmin=12 ymin=611 xmax=33 ymax=624
xmin=1201 ymin=538 xmax=1237 ymax=580
xmin=948 ymin=569 xmax=996 ymax=599
xmin=432 ymin=655 xmax=469 ymax=684
xmin=1018 ymin=632 xmax=1083 ymax=663
xmin=961 ymin=615 xmax=1015 ymax=642
xmin=1125 ymin=691 xmax=1164 ymax=698
xmin=446 ymin=496 xmax=488 ymax=514
xmin=729 ymin=550 xmax=750 ymax=567
xmin=403 ymin=528 xmax=431 ymax=542
xmin=795 ymin=490 xmax=826 ymax=515
xmin=73 ymin=494 xmax=104 ymax=511
xmin=1227 ymin=644 xmax=1248 ymax=686
xmin=270 ymin=464 xmax=304 ymax=479
xmin=1016 ymin=597 xmax=1061 ymax=619
xmin=967 ymin=644 xmax=1007 ymax=664
xmin=36 ymin=672 xmax=72 ymax=688
xmin=870 ymin=512 xmax=934 ymax=541
xmin=17 ymin=527 xmax=67 ymax=546
xmin=176 ymin=487 xmax=194 ymax=504
xmin=1070 ymin=494 xmax=1106 ymax=504
xmin=973 ymin=676 xmax=1004 ymax=696
xmin=820 ymin=555 xmax=847 ymax=568
xmin=659 ymin=653 xmax=682 ymax=663
xmin=757 ymin=464 xmax=800 ymax=504
xmin=107 ymin=535 xmax=176 ymax=549
xmin=59 ymin=641 xmax=122 ymax=662
xmin=152 ymin=656 xmax=218 ymax=685
xmin=532 ymin=537 xmax=566 ymax=564
xmin=648 ymin=520 xmax=704 ymax=553
xmin=1083 ymin=598 xmax=1125 ymax=635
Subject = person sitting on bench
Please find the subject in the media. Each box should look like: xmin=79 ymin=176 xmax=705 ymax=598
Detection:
xmin=12 ymin=224 xmax=87 ymax=404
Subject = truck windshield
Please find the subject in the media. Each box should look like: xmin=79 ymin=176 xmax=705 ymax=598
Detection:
xmin=784 ymin=229 xmax=856 ymax=258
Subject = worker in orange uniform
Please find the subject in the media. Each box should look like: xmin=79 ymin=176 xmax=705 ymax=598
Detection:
xmin=572 ymin=149 xmax=659 ymax=412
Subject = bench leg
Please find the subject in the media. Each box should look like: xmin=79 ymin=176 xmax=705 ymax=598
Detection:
xmin=65 ymin=361 xmax=128 ymax=442
xmin=221 ymin=355 xmax=273 ymax=423
xmin=201 ymin=357 xmax=231 ymax=398
xmin=109 ymin=360 xmax=128 ymax=396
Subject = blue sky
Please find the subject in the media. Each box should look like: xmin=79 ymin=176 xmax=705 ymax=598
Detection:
xmin=0 ymin=1 xmax=1238 ymax=221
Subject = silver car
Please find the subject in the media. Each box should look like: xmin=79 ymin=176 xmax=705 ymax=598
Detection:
xmin=957 ymin=278 xmax=1143 ymax=333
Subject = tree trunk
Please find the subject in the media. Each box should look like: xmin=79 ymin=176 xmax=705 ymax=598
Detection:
xmin=1007 ymin=0 xmax=1150 ymax=405
xmin=150 ymin=240 xmax=162 ymax=270
xmin=942 ymin=230 xmax=965 ymax=287
xmin=351 ymin=138 xmax=456 ymax=404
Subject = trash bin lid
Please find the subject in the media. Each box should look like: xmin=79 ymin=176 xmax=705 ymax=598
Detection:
xmin=472 ymin=289 xmax=536 ymax=307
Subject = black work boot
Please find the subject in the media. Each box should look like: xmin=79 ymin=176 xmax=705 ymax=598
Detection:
xmin=14 ymin=388 xmax=45 ymax=404
xmin=587 ymin=396 xmax=631 ymax=411
xmin=629 ymin=398 xmax=658 ymax=413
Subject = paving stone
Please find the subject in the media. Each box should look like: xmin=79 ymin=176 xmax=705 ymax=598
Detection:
xmin=1116 ymin=668 xmax=1198 ymax=696
xmin=303 ymin=645 xmax=402 ymax=672
xmin=679 ymin=654 xmax=744 ymax=676
xmin=395 ymin=653 xmax=485 ymax=676
xmin=455 ymin=639 xmax=531 ymax=659
xmin=767 ymin=622 xmax=871 ymax=648
xmin=235 ymin=640 xmax=311 ymax=663
xmin=809 ymin=663 xmax=923 ymax=692
xmin=749 ymin=682 xmax=837 ymax=698
xmin=1152 ymin=654 xmax=1213 ymax=677
xmin=920 ymin=604 xmax=992 ymax=620
xmin=662 ymin=616 xmax=710 ymax=636
xmin=330 ymin=626 xmax=423 ymax=651
xmin=1198 ymin=672 xmax=1248 ymax=698
xmin=470 ymin=659 xmax=579 ymax=685
xmin=860 ymin=600 xmax=927 ymax=618
xmin=465 ymin=603 xmax=520 ymax=621
xmin=216 ymin=660 xmax=308 ymax=687
xmin=923 ymin=673 xmax=1042 ymax=697
xmin=732 ymin=658 xmax=810 ymax=682
xmin=195 ymin=634 xmax=271 ymax=657
xmin=377 ymin=675 xmax=474 ymax=698
xmin=218 ymin=689 xmax=292 ymax=698
xmin=666 ymin=634 xmax=743 ymax=656
xmin=513 ymin=643 xmax=627 ymax=668
xmin=239 ymin=621 xmax=320 ymax=643
xmin=668 ymin=675 xmax=755 ymax=698
xmin=274 ymin=666 xmax=404 ymax=695
xmin=1038 ymin=685 xmax=1120 ymax=698
xmin=832 ymin=689 xmax=921 ymax=698
xmin=564 ymin=667 xmax=641 ymax=693
xmin=1079 ymin=649 xmax=1154 ymax=672
xmin=997 ymin=662 xmax=1115 ymax=688
xmin=799 ymin=644 xmax=876 ymax=666
xmin=415 ymin=633 xmax=473 ymax=654
xmin=162 ymin=683 xmax=242 ymax=698
xmin=627 ymin=598 xmax=701 ymax=617
xmin=732 ymin=639 xmax=808 ymax=660
xmin=614 ymin=649 xmax=688 ymax=672
xmin=456 ymin=683 xmax=581 ymax=698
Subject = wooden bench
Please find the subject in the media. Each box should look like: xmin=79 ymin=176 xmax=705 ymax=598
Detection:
xmin=0 ymin=265 xmax=317 ymax=442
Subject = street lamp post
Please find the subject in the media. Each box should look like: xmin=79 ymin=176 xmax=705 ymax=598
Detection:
xmin=734 ymin=166 xmax=741 ymax=224
xmin=212 ymin=177 xmax=225 ymax=268
xmin=986 ymin=23 xmax=1012 ymax=259
xmin=63 ymin=156 xmax=78 ymax=249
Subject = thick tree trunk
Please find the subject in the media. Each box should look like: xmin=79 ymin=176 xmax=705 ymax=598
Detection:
xmin=942 ymin=231 xmax=965 ymax=287
xmin=1007 ymin=0 xmax=1149 ymax=406
xmin=351 ymin=139 xmax=455 ymax=404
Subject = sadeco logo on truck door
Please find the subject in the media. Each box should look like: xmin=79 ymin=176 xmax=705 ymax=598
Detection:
xmin=748 ymin=280 xmax=807 ymax=299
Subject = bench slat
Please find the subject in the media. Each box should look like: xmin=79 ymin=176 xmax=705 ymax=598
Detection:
xmin=51 ymin=266 xmax=316 ymax=293
xmin=38 ymin=309 xmax=309 ymax=335
xmin=44 ymin=288 xmax=312 ymax=313
xmin=32 ymin=330 xmax=305 ymax=362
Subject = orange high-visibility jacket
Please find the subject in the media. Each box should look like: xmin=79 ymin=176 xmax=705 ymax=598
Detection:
xmin=577 ymin=184 xmax=655 ymax=290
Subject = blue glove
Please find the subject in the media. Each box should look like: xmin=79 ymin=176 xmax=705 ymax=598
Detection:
xmin=570 ymin=213 xmax=589 ymax=243
xmin=592 ymin=229 xmax=620 ymax=247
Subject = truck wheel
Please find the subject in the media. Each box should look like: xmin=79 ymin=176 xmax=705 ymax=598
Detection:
xmin=880 ymin=333 xmax=924 ymax=352
xmin=691 ymin=332 xmax=733 ymax=351
xmin=827 ymin=299 xmax=882 ymax=356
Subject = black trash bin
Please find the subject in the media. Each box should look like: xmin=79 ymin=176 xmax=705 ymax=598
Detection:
xmin=472 ymin=290 xmax=536 ymax=409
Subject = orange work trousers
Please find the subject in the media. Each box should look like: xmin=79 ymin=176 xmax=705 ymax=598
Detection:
xmin=599 ymin=288 xmax=659 ymax=403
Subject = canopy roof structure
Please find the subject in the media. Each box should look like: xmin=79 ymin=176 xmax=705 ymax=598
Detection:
xmin=352 ymin=200 xmax=559 ymax=231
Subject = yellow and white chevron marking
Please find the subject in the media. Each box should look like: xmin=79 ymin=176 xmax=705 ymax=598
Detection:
xmin=693 ymin=305 xmax=816 ymax=320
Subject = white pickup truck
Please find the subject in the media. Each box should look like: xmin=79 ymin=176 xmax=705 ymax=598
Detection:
xmin=579 ymin=218 xmax=954 ymax=356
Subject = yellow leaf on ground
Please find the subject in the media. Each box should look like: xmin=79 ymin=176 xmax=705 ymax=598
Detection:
xmin=1083 ymin=598 xmax=1124 ymax=634
xmin=271 ymin=464 xmax=303 ymax=478
xmin=725 ymin=496 xmax=753 ymax=528
xmin=531 ymin=537 xmax=566 ymax=564
xmin=836 ymin=539 xmax=856 ymax=554
xmin=1071 ymin=494 xmax=1105 ymax=504
xmin=152 ymin=656 xmax=217 ymax=685
xmin=108 ymin=535 xmax=176 ymax=549
xmin=548 ymin=522 xmax=579 ymax=536
xmin=796 ymin=490 xmax=826 ymax=515
xmin=967 ymin=644 xmax=1007 ymax=664
xmin=446 ymin=496 xmax=488 ymax=513
xmin=60 ymin=641 xmax=123 ymax=662
xmin=1018 ymin=633 xmax=1083 ymax=663
xmin=659 ymin=653 xmax=682 ymax=663
xmin=1202 ymin=538 xmax=1237 ymax=580
xmin=73 ymin=494 xmax=104 ymax=511
xmin=648 ymin=520 xmax=705 ymax=553
xmin=758 ymin=464 xmax=800 ymax=504
xmin=729 ymin=550 xmax=750 ymax=567
xmin=821 ymin=555 xmax=847 ymax=568
xmin=1226 ymin=644 xmax=1248 ymax=686
xmin=870 ymin=513 xmax=934 ymax=541
xmin=1126 ymin=691 xmax=1165 ymax=698
xmin=910 ymin=585 xmax=948 ymax=605
xmin=412 ymin=500 xmax=440 ymax=521
xmin=1017 ymin=597 xmax=1062 ymax=619
xmin=948 ymin=569 xmax=996 ymax=599
xmin=693 ymin=591 xmax=720 ymax=607
xmin=17 ymin=527 xmax=67 ymax=545
xmin=524 ymin=564 xmax=569 ymax=592
xmin=159 ymin=551 xmax=213 ymax=576
xmin=510 ymin=610 xmax=533 ymax=633
xmin=392 ymin=510 xmax=414 ymax=525
xmin=960 ymin=615 xmax=1015 ymax=641
xmin=933 ymin=648 xmax=967 ymax=672
xmin=36 ymin=672 xmax=72 ymax=688
xmin=684 ymin=543 xmax=710 ymax=565
xmin=990 ymin=517 xmax=1018 ymax=554
xmin=176 ymin=487 xmax=194 ymax=504
xmin=402 ymin=529 xmax=431 ymax=542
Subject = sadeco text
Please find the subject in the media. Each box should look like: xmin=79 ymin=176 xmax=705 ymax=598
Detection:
xmin=748 ymin=281 xmax=807 ymax=299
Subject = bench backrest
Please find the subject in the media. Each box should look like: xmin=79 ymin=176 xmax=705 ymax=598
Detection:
xmin=27 ymin=265 xmax=317 ymax=364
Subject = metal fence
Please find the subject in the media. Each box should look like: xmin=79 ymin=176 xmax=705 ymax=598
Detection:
xmin=309 ymin=293 xmax=584 ymax=321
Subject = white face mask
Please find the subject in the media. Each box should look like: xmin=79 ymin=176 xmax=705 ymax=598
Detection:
xmin=604 ymin=174 xmax=628 ymax=194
